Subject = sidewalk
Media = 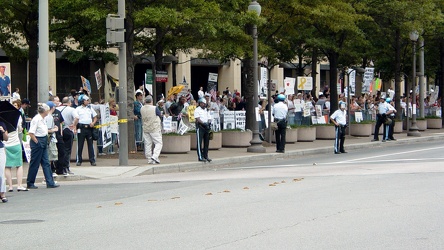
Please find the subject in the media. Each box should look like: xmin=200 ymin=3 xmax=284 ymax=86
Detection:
xmin=22 ymin=128 xmax=444 ymax=182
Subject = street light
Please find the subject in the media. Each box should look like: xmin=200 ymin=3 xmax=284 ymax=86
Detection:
xmin=408 ymin=31 xmax=421 ymax=137
xmin=247 ymin=0 xmax=265 ymax=153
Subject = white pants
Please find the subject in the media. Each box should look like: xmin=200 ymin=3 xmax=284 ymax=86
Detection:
xmin=143 ymin=132 xmax=163 ymax=162
xmin=0 ymin=148 xmax=6 ymax=193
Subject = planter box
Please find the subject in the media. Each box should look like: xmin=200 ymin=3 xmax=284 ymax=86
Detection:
xmin=350 ymin=123 xmax=372 ymax=137
xmin=415 ymin=120 xmax=427 ymax=131
xmin=426 ymin=119 xmax=442 ymax=129
xmin=268 ymin=128 xmax=298 ymax=143
xmin=297 ymin=127 xmax=316 ymax=142
xmin=161 ymin=134 xmax=190 ymax=154
xmin=222 ymin=130 xmax=252 ymax=147
xmin=315 ymin=126 xmax=335 ymax=140
xmin=190 ymin=132 xmax=222 ymax=150
xmin=394 ymin=121 xmax=403 ymax=133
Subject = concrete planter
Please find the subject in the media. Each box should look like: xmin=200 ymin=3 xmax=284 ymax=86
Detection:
xmin=222 ymin=130 xmax=252 ymax=147
xmin=161 ymin=134 xmax=190 ymax=154
xmin=350 ymin=123 xmax=372 ymax=137
xmin=394 ymin=121 xmax=403 ymax=133
xmin=297 ymin=127 xmax=316 ymax=142
xmin=315 ymin=125 xmax=335 ymax=140
xmin=190 ymin=132 xmax=222 ymax=150
xmin=268 ymin=128 xmax=298 ymax=143
xmin=415 ymin=120 xmax=427 ymax=131
xmin=426 ymin=119 xmax=442 ymax=129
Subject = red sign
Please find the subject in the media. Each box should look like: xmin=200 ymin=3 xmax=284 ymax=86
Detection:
xmin=156 ymin=71 xmax=168 ymax=82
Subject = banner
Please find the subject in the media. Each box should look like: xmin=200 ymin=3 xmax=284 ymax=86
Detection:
xmin=362 ymin=67 xmax=374 ymax=93
xmin=95 ymin=70 xmax=103 ymax=90
xmin=284 ymin=77 xmax=296 ymax=95
xmin=80 ymin=75 xmax=91 ymax=94
xmin=100 ymin=103 xmax=112 ymax=148
xmin=347 ymin=69 xmax=356 ymax=96
xmin=187 ymin=105 xmax=196 ymax=123
xmin=105 ymin=71 xmax=119 ymax=101
xmin=297 ymin=77 xmax=313 ymax=91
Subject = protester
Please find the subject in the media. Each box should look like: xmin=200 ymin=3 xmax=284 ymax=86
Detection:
xmin=108 ymin=98 xmax=118 ymax=154
xmin=181 ymin=99 xmax=197 ymax=130
xmin=0 ymin=121 xmax=9 ymax=202
xmin=26 ymin=103 xmax=60 ymax=189
xmin=47 ymin=99 xmax=64 ymax=175
xmin=194 ymin=98 xmax=212 ymax=162
xmin=134 ymin=92 xmax=144 ymax=150
xmin=75 ymin=94 xmax=97 ymax=166
xmin=331 ymin=101 xmax=348 ymax=154
xmin=273 ymin=94 xmax=288 ymax=153
xmin=4 ymin=100 xmax=27 ymax=192
xmin=12 ymin=87 xmax=20 ymax=100
xmin=56 ymin=97 xmax=78 ymax=175
xmin=141 ymin=95 xmax=163 ymax=164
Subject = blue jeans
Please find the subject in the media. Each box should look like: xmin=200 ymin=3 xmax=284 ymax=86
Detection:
xmin=134 ymin=119 xmax=142 ymax=146
xmin=108 ymin=133 xmax=118 ymax=153
xmin=27 ymin=136 xmax=56 ymax=187
xmin=294 ymin=112 xmax=302 ymax=126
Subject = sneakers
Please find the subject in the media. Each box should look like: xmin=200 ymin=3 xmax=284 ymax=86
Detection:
xmin=42 ymin=180 xmax=58 ymax=185
xmin=52 ymin=173 xmax=58 ymax=177
xmin=109 ymin=152 xmax=116 ymax=155
xmin=98 ymin=153 xmax=106 ymax=156
xmin=150 ymin=158 xmax=160 ymax=164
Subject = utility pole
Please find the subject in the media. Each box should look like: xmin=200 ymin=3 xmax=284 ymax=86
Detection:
xmin=106 ymin=1 xmax=128 ymax=165
xmin=38 ymin=0 xmax=49 ymax=103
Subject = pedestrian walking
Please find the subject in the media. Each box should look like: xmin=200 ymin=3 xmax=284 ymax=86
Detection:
xmin=331 ymin=101 xmax=348 ymax=154
xmin=134 ymin=92 xmax=143 ymax=150
xmin=26 ymin=103 xmax=60 ymax=189
xmin=273 ymin=94 xmax=288 ymax=153
xmin=140 ymin=95 xmax=163 ymax=164
xmin=75 ymin=94 xmax=97 ymax=166
xmin=194 ymin=98 xmax=212 ymax=162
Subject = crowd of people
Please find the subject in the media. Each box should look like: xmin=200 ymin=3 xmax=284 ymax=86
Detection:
xmin=0 ymin=83 xmax=441 ymax=203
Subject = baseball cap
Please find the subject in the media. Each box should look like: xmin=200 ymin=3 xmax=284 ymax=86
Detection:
xmin=46 ymin=101 xmax=55 ymax=109
xmin=22 ymin=98 xmax=31 ymax=106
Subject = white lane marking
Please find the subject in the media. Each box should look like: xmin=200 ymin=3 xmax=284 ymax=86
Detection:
xmin=337 ymin=146 xmax=444 ymax=163
xmin=223 ymin=157 xmax=444 ymax=170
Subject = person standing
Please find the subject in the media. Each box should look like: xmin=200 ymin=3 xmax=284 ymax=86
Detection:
xmin=385 ymin=98 xmax=397 ymax=141
xmin=134 ymin=92 xmax=144 ymax=150
xmin=56 ymin=97 xmax=78 ymax=175
xmin=194 ymin=98 xmax=212 ymax=162
xmin=198 ymin=87 xmax=205 ymax=100
xmin=140 ymin=95 xmax=163 ymax=164
xmin=26 ymin=103 xmax=59 ymax=189
xmin=75 ymin=95 xmax=97 ymax=166
xmin=12 ymin=88 xmax=20 ymax=100
xmin=0 ymin=121 xmax=9 ymax=202
xmin=331 ymin=101 xmax=348 ymax=154
xmin=273 ymin=94 xmax=288 ymax=153
xmin=372 ymin=98 xmax=388 ymax=142
xmin=4 ymin=100 xmax=27 ymax=192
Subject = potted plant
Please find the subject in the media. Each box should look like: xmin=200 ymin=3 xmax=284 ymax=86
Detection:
xmin=293 ymin=124 xmax=316 ymax=142
xmin=190 ymin=130 xmax=222 ymax=150
xmin=161 ymin=133 xmax=191 ymax=153
xmin=313 ymin=123 xmax=335 ymax=140
xmin=221 ymin=129 xmax=252 ymax=147
xmin=350 ymin=120 xmax=372 ymax=137
xmin=425 ymin=116 xmax=442 ymax=129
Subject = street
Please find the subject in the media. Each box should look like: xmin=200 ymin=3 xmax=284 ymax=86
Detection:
xmin=2 ymin=141 xmax=444 ymax=250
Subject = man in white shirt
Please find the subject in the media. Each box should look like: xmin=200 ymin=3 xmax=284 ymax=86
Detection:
xmin=197 ymin=87 xmax=204 ymax=100
xmin=141 ymin=95 xmax=163 ymax=164
xmin=386 ymin=99 xmax=397 ymax=141
xmin=273 ymin=94 xmax=288 ymax=153
xmin=194 ymin=98 xmax=212 ymax=162
xmin=330 ymin=101 xmax=347 ymax=154
xmin=75 ymin=95 xmax=97 ymax=166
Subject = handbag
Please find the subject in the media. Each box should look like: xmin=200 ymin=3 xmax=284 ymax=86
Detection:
xmin=270 ymin=122 xmax=278 ymax=131
xmin=48 ymin=135 xmax=58 ymax=161
xmin=384 ymin=117 xmax=392 ymax=125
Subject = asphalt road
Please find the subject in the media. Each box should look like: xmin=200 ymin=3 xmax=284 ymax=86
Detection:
xmin=2 ymin=141 xmax=444 ymax=250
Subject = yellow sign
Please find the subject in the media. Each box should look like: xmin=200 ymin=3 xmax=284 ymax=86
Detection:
xmin=187 ymin=105 xmax=196 ymax=123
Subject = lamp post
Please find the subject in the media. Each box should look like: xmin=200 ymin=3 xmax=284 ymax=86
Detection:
xmin=408 ymin=31 xmax=421 ymax=136
xmin=247 ymin=0 xmax=266 ymax=153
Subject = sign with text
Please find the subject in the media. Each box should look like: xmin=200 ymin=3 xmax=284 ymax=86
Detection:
xmin=297 ymin=77 xmax=313 ymax=91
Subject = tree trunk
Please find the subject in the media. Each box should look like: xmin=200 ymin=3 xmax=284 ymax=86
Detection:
xmin=440 ymin=38 xmax=444 ymax=126
xmin=328 ymin=51 xmax=339 ymax=115
xmin=311 ymin=48 xmax=318 ymax=97
xmin=243 ymin=58 xmax=254 ymax=131
xmin=126 ymin=2 xmax=136 ymax=153
xmin=394 ymin=29 xmax=402 ymax=120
